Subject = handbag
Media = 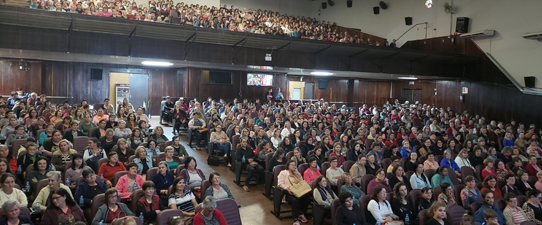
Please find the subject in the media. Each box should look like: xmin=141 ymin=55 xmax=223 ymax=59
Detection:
xmin=207 ymin=155 xmax=220 ymax=166
xmin=288 ymin=175 xmax=311 ymax=198
xmin=198 ymin=128 xmax=208 ymax=133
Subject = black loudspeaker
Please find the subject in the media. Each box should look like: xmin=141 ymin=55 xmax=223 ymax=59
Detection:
xmin=322 ymin=2 xmax=327 ymax=9
xmin=525 ymin=76 xmax=536 ymax=88
xmin=90 ymin=68 xmax=103 ymax=80
xmin=318 ymin=79 xmax=328 ymax=89
xmin=455 ymin=17 xmax=470 ymax=33
xmin=379 ymin=1 xmax=388 ymax=9
xmin=347 ymin=0 xmax=352 ymax=8
xmin=373 ymin=7 xmax=380 ymax=14
xmin=405 ymin=17 xmax=412 ymax=25
xmin=327 ymin=0 xmax=335 ymax=7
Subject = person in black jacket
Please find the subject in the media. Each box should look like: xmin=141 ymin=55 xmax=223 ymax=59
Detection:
xmin=17 ymin=143 xmax=40 ymax=172
xmin=235 ymin=137 xmax=264 ymax=192
xmin=335 ymin=191 xmax=366 ymax=225
xmin=63 ymin=121 xmax=84 ymax=143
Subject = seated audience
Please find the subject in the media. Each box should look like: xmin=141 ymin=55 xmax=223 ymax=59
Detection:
xmin=268 ymin=149 xmax=286 ymax=172
xmin=63 ymin=121 xmax=83 ymax=143
xmin=290 ymin=148 xmax=307 ymax=167
xmin=455 ymin=149 xmax=475 ymax=169
xmin=50 ymin=139 xmax=77 ymax=171
xmin=145 ymin=140 xmax=160 ymax=163
xmin=502 ymin=193 xmax=528 ymax=225
xmin=113 ymin=120 xmax=132 ymax=138
xmin=83 ymin=137 xmax=107 ymax=172
xmin=367 ymin=184 xmax=402 ymax=224
xmin=424 ymin=152 xmax=440 ymax=171
xmin=437 ymin=182 xmax=456 ymax=208
xmin=511 ymin=157 xmax=528 ymax=176
xmin=168 ymin=177 xmax=197 ymax=221
xmin=405 ymin=151 xmax=418 ymax=172
xmin=461 ymin=175 xmax=482 ymax=210
xmin=204 ymin=172 xmax=234 ymax=200
xmin=516 ymin=171 xmax=534 ymax=196
xmin=115 ymin=162 xmax=144 ymax=200
xmin=303 ymin=156 xmax=321 ymax=186
xmin=481 ymin=175 xmax=503 ymax=199
xmin=33 ymin=171 xmax=73 ymax=211
xmin=329 ymin=143 xmax=345 ymax=168
xmin=0 ymin=173 xmax=27 ymax=208
xmin=474 ymin=190 xmax=506 ymax=225
xmin=496 ymin=160 xmax=511 ymax=181
xmin=367 ymin=169 xmax=392 ymax=196
xmin=193 ymin=196 xmax=228 ymax=225
xmin=340 ymin=173 xmax=365 ymax=204
xmin=470 ymin=148 xmax=485 ymax=168
xmin=425 ymin=202 xmax=451 ymax=225
xmin=41 ymin=188 xmax=86 ymax=224
xmin=92 ymin=188 xmax=135 ymax=225
xmin=410 ymin=162 xmax=432 ymax=190
xmin=179 ymin=156 xmax=206 ymax=195
xmin=481 ymin=158 xmax=497 ymax=181
xmin=431 ymin=166 xmax=454 ymax=189
xmin=171 ymin=136 xmax=189 ymax=161
xmin=418 ymin=187 xmax=434 ymax=212
xmin=350 ymin=154 xmax=366 ymax=186
xmin=391 ymin=182 xmax=416 ymax=223
xmin=522 ymin=189 xmax=542 ymax=224
xmin=152 ymin=161 xmax=175 ymax=205
xmin=188 ymin=112 xmax=207 ymax=150
xmin=0 ymin=200 xmax=33 ymax=225
xmin=28 ymin=156 xmax=51 ymax=191
xmin=148 ymin=125 xmax=168 ymax=146
xmin=440 ymin=150 xmax=461 ymax=177
xmin=75 ymin=168 xmax=108 ymax=209
xmin=130 ymin=147 xmax=151 ymax=176
xmin=114 ymin=139 xmax=134 ymax=164
xmin=502 ymin=173 xmax=522 ymax=196
xmin=127 ymin=128 xmax=144 ymax=149
xmin=16 ymin=143 xmax=39 ymax=172
xmin=235 ymin=137 xmax=264 ymax=192
xmin=389 ymin=165 xmax=411 ymax=191
xmin=312 ymin=175 xmax=338 ymax=208
xmin=335 ymin=191 xmax=366 ymax=225
xmin=209 ymin=124 xmax=231 ymax=158
xmin=65 ymin=153 xmax=89 ymax=189
xmin=78 ymin=114 xmax=95 ymax=137
xmin=163 ymin=146 xmax=179 ymax=173
xmin=526 ymin=155 xmax=542 ymax=177
xmin=365 ymin=153 xmax=381 ymax=176
xmin=137 ymin=181 xmax=163 ymax=225
xmin=91 ymin=119 xmax=107 ymax=139
xmin=98 ymin=151 xmax=126 ymax=187
xmin=326 ymin=156 xmax=345 ymax=187
xmin=278 ymin=160 xmax=310 ymax=224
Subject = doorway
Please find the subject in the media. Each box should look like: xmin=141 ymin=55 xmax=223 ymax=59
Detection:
xmin=303 ymin=82 xmax=315 ymax=100
xmin=109 ymin=73 xmax=149 ymax=111
xmin=401 ymin=89 xmax=422 ymax=103
xmin=289 ymin=81 xmax=305 ymax=100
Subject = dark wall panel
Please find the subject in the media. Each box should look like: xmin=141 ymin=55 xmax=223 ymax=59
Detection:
xmin=0 ymin=60 xmax=42 ymax=96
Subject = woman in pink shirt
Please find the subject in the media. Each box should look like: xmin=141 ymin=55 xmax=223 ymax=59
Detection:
xmin=424 ymin=153 xmax=440 ymax=171
xmin=304 ymin=157 xmax=322 ymax=186
xmin=115 ymin=162 xmax=144 ymax=200
xmin=278 ymin=160 xmax=310 ymax=224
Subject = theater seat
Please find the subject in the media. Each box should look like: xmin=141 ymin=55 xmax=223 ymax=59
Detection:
xmin=216 ymin=198 xmax=242 ymax=225
xmin=130 ymin=189 xmax=145 ymax=213
xmin=361 ymin=174 xmax=374 ymax=194
xmin=330 ymin=198 xmax=341 ymax=224
xmin=409 ymin=189 xmax=422 ymax=206
xmin=34 ymin=179 xmax=49 ymax=199
xmin=11 ymin=139 xmax=26 ymax=157
xmin=447 ymin=205 xmax=466 ymax=225
xmin=156 ymin=209 xmax=183 ymax=225
xmin=359 ymin=195 xmax=374 ymax=224
xmin=200 ymin=180 xmax=211 ymax=200
xmin=418 ymin=209 xmax=428 ymax=225
xmin=91 ymin=194 xmax=106 ymax=218
xmin=343 ymin=160 xmax=355 ymax=173
xmin=146 ymin=168 xmax=158 ymax=181
xmin=112 ymin=171 xmax=127 ymax=187
xmin=471 ymin=201 xmax=484 ymax=215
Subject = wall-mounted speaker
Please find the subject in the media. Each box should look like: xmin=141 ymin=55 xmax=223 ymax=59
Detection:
xmin=322 ymin=2 xmax=327 ymax=9
xmin=318 ymin=79 xmax=328 ymax=89
xmin=347 ymin=0 xmax=352 ymax=8
xmin=327 ymin=0 xmax=334 ymax=7
xmin=90 ymin=68 xmax=103 ymax=80
xmin=379 ymin=1 xmax=388 ymax=9
xmin=525 ymin=76 xmax=536 ymax=88
xmin=455 ymin=17 xmax=470 ymax=33
xmin=405 ymin=17 xmax=413 ymax=26
xmin=373 ymin=7 xmax=380 ymax=14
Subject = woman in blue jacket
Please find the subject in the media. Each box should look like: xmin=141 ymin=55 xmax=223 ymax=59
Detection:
xmin=440 ymin=150 xmax=461 ymax=177
xmin=75 ymin=168 xmax=109 ymax=209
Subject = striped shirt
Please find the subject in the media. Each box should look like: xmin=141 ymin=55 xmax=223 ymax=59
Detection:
xmin=168 ymin=190 xmax=195 ymax=213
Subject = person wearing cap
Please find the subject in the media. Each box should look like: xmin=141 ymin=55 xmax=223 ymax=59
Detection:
xmin=6 ymin=91 xmax=19 ymax=110
xmin=209 ymin=124 xmax=231 ymax=165
xmin=162 ymin=96 xmax=175 ymax=126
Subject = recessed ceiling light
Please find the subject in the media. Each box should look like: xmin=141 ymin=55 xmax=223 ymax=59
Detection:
xmin=398 ymin=76 xmax=418 ymax=80
xmin=141 ymin=61 xmax=173 ymax=66
xmin=310 ymin=71 xmax=333 ymax=76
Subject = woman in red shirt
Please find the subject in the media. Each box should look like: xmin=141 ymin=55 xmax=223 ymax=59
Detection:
xmin=97 ymin=151 xmax=126 ymax=187
xmin=481 ymin=158 xmax=497 ymax=181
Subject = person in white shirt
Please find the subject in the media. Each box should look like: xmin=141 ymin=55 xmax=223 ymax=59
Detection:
xmin=455 ymin=149 xmax=475 ymax=170
xmin=281 ymin=121 xmax=295 ymax=140
xmin=367 ymin=185 xmax=402 ymax=224
xmin=0 ymin=173 xmax=27 ymax=208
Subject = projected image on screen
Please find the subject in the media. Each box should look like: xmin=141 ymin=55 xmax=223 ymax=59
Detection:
xmin=247 ymin=74 xmax=273 ymax=86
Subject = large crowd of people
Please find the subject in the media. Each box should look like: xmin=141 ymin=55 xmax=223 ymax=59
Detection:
xmin=26 ymin=0 xmax=395 ymax=46
xmin=1 ymin=87 xmax=542 ymax=225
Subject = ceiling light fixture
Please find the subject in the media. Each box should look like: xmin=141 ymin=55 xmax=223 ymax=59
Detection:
xmin=398 ymin=76 xmax=418 ymax=80
xmin=310 ymin=71 xmax=333 ymax=76
xmin=141 ymin=61 xmax=173 ymax=66
xmin=425 ymin=0 xmax=432 ymax=8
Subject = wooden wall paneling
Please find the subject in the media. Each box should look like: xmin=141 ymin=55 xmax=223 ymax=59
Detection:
xmin=0 ymin=60 xmax=42 ymax=97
